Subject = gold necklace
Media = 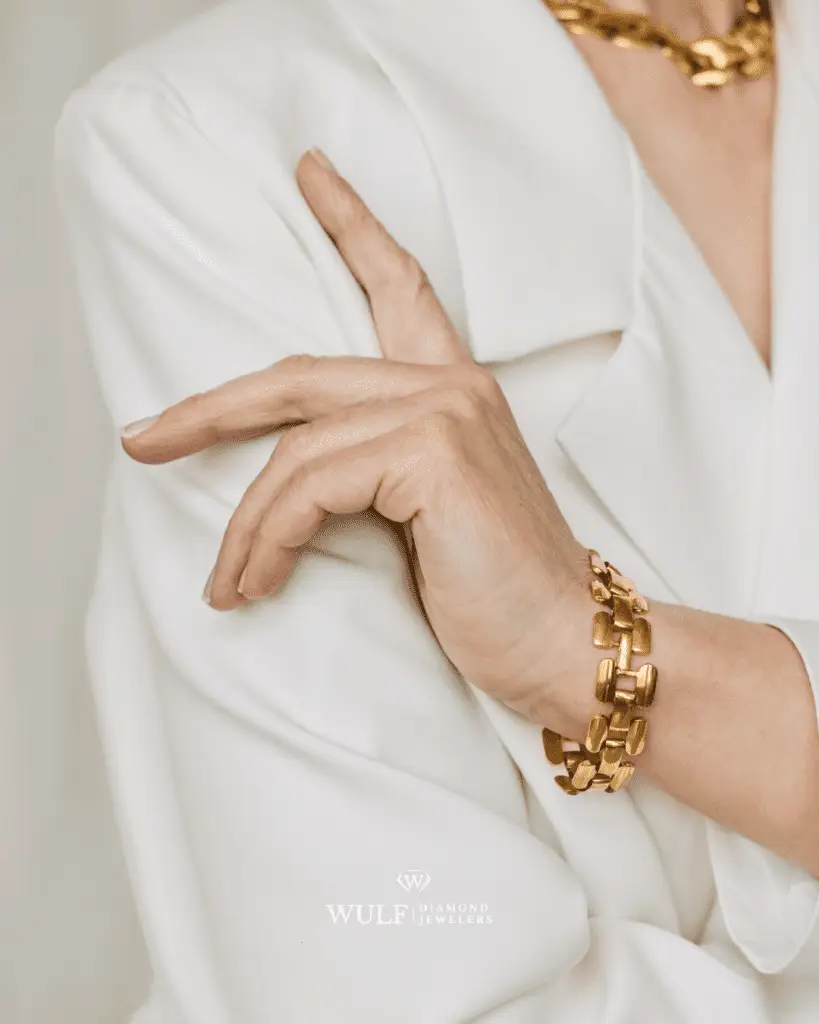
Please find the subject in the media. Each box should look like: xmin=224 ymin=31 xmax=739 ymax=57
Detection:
xmin=542 ymin=0 xmax=774 ymax=88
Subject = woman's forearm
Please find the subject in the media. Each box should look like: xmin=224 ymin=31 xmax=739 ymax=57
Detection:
xmin=545 ymin=597 xmax=819 ymax=876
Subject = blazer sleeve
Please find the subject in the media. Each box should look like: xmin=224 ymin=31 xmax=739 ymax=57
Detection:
xmin=53 ymin=76 xmax=589 ymax=1022
xmin=706 ymin=615 xmax=819 ymax=977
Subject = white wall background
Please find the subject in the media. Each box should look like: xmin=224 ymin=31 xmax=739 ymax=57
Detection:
xmin=1 ymin=3 xmax=214 ymax=1022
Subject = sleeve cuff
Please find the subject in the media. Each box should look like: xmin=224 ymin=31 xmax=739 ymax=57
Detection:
xmin=706 ymin=614 xmax=819 ymax=975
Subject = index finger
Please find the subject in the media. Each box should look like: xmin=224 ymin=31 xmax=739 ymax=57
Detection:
xmin=297 ymin=148 xmax=472 ymax=366
xmin=119 ymin=355 xmax=452 ymax=463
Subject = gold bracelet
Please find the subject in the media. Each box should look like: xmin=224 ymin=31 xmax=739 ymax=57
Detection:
xmin=542 ymin=548 xmax=658 ymax=794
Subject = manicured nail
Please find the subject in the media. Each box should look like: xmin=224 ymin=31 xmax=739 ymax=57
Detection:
xmin=121 ymin=415 xmax=159 ymax=439
xmin=308 ymin=147 xmax=336 ymax=172
xmin=201 ymin=567 xmax=215 ymax=605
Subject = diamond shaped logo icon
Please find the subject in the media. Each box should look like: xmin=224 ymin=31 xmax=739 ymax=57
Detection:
xmin=396 ymin=869 xmax=431 ymax=893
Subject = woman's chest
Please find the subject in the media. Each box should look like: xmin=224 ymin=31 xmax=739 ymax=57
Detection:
xmin=566 ymin=34 xmax=776 ymax=371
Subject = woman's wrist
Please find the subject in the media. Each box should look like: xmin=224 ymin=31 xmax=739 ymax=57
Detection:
xmin=510 ymin=559 xmax=593 ymax=732
xmin=536 ymin=587 xmax=604 ymax=739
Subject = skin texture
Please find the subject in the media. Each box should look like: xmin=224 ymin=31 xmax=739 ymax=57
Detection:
xmin=120 ymin=4 xmax=819 ymax=876
xmin=585 ymin=0 xmax=775 ymax=367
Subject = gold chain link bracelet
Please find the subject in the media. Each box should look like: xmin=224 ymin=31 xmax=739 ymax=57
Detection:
xmin=542 ymin=549 xmax=658 ymax=794
xmin=542 ymin=0 xmax=774 ymax=90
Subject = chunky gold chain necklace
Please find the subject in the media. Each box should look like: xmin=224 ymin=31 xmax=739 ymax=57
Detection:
xmin=543 ymin=0 xmax=774 ymax=88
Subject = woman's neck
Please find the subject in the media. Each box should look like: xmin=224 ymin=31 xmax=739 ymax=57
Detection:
xmin=605 ymin=1 xmax=746 ymax=36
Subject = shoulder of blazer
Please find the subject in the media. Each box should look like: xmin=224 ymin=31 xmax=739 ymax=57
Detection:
xmin=62 ymin=0 xmax=391 ymax=128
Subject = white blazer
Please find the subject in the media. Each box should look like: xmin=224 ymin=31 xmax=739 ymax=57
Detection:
xmin=54 ymin=1 xmax=819 ymax=1021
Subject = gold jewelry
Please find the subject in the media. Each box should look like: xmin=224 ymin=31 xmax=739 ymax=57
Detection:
xmin=542 ymin=0 xmax=774 ymax=89
xmin=542 ymin=549 xmax=658 ymax=793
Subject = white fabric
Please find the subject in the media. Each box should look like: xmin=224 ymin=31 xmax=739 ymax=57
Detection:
xmin=53 ymin=0 xmax=819 ymax=1020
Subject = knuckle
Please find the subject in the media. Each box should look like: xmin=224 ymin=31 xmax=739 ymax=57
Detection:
xmin=186 ymin=389 xmax=209 ymax=408
xmin=276 ymin=353 xmax=321 ymax=378
xmin=419 ymin=409 xmax=463 ymax=455
xmin=435 ymin=366 xmax=501 ymax=421
xmin=275 ymin=424 xmax=311 ymax=463
xmin=374 ymin=248 xmax=430 ymax=299
xmin=183 ymin=391 xmax=222 ymax=443
xmin=397 ymin=251 xmax=430 ymax=294
xmin=465 ymin=364 xmax=503 ymax=405
xmin=274 ymin=353 xmax=324 ymax=417
xmin=437 ymin=386 xmax=483 ymax=421
xmin=184 ymin=389 xmax=215 ymax=420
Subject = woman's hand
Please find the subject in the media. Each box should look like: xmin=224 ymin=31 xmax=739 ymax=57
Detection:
xmin=120 ymin=148 xmax=589 ymax=722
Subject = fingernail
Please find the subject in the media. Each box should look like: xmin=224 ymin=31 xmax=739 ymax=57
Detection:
xmin=121 ymin=415 xmax=159 ymax=439
xmin=308 ymin=147 xmax=336 ymax=172
xmin=237 ymin=566 xmax=249 ymax=596
xmin=201 ymin=567 xmax=215 ymax=605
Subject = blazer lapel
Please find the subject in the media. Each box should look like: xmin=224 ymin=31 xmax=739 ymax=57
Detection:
xmin=554 ymin=200 xmax=772 ymax=615
xmin=328 ymin=0 xmax=636 ymax=362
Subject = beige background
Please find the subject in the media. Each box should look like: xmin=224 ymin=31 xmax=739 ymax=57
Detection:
xmin=1 ymin=3 xmax=213 ymax=1021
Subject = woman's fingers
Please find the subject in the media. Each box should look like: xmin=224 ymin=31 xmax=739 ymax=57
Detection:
xmin=121 ymin=355 xmax=465 ymax=463
xmin=237 ymin=426 xmax=422 ymax=600
xmin=204 ymin=384 xmax=481 ymax=608
xmin=296 ymin=149 xmax=471 ymax=366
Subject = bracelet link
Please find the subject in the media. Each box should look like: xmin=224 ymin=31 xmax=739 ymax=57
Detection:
xmin=542 ymin=548 xmax=658 ymax=794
